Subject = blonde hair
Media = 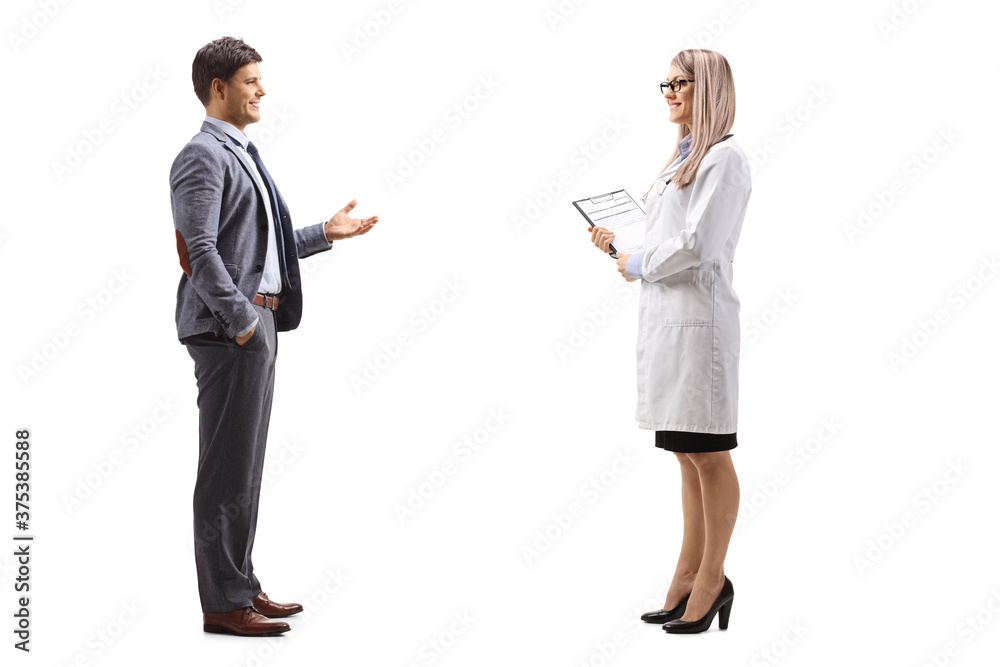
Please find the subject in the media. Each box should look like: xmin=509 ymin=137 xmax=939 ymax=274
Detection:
xmin=650 ymin=49 xmax=736 ymax=192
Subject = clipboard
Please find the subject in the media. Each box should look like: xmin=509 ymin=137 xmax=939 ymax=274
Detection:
xmin=572 ymin=189 xmax=645 ymax=259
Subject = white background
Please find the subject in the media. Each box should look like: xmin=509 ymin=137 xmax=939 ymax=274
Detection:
xmin=3 ymin=0 xmax=999 ymax=664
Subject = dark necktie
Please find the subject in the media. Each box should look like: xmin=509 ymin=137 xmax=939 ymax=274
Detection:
xmin=245 ymin=141 xmax=288 ymax=281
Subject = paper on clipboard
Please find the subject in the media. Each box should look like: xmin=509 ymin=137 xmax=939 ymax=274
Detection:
xmin=572 ymin=189 xmax=645 ymax=257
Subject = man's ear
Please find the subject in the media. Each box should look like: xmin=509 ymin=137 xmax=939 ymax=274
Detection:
xmin=211 ymin=77 xmax=226 ymax=101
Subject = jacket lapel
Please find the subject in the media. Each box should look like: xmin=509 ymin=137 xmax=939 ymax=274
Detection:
xmin=199 ymin=121 xmax=270 ymax=221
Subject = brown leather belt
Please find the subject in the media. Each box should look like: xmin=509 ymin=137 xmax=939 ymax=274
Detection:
xmin=253 ymin=293 xmax=279 ymax=310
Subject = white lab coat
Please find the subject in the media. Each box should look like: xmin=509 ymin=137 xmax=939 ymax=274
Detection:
xmin=635 ymin=138 xmax=752 ymax=433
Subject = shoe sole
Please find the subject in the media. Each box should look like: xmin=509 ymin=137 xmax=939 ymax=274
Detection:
xmin=257 ymin=609 xmax=303 ymax=618
xmin=640 ymin=614 xmax=681 ymax=624
xmin=204 ymin=624 xmax=290 ymax=637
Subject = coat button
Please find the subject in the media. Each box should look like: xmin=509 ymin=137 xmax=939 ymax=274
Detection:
xmin=255 ymin=264 xmax=263 ymax=272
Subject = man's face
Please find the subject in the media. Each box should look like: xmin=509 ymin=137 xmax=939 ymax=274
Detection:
xmin=214 ymin=62 xmax=265 ymax=131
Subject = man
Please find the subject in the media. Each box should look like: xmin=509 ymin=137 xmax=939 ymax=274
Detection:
xmin=170 ymin=36 xmax=377 ymax=637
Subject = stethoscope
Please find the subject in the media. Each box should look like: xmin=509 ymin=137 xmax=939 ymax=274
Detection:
xmin=641 ymin=133 xmax=733 ymax=206
xmin=640 ymin=177 xmax=672 ymax=207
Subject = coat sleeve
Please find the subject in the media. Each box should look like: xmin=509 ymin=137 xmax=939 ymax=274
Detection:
xmin=170 ymin=141 xmax=257 ymax=337
xmin=641 ymin=147 xmax=750 ymax=283
xmin=294 ymin=222 xmax=333 ymax=259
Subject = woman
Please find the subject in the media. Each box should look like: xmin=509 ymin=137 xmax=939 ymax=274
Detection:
xmin=589 ymin=49 xmax=750 ymax=635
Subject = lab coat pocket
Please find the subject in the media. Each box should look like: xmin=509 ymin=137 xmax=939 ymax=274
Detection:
xmin=658 ymin=269 xmax=715 ymax=327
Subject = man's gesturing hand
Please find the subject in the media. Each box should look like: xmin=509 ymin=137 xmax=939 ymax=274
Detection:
xmin=324 ymin=199 xmax=379 ymax=242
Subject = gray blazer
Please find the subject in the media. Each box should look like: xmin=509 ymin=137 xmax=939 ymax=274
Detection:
xmin=169 ymin=121 xmax=332 ymax=340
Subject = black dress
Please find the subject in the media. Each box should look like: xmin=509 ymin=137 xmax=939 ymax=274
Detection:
xmin=655 ymin=430 xmax=738 ymax=453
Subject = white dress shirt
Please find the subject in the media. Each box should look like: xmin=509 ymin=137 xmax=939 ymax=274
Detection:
xmin=204 ymin=116 xmax=282 ymax=337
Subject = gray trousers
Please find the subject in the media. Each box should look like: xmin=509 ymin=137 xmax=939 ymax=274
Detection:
xmin=183 ymin=303 xmax=277 ymax=613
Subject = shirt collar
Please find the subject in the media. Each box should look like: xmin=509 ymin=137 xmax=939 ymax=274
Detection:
xmin=679 ymin=134 xmax=693 ymax=160
xmin=204 ymin=116 xmax=248 ymax=150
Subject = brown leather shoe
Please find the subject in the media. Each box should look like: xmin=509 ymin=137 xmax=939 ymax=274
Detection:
xmin=252 ymin=592 xmax=304 ymax=618
xmin=203 ymin=606 xmax=291 ymax=636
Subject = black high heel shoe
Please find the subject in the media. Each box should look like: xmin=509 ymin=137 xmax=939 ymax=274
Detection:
xmin=640 ymin=593 xmax=690 ymax=624
xmin=662 ymin=576 xmax=733 ymax=634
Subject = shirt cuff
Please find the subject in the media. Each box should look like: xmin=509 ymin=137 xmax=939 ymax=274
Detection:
xmin=625 ymin=250 xmax=645 ymax=280
xmin=235 ymin=316 xmax=259 ymax=338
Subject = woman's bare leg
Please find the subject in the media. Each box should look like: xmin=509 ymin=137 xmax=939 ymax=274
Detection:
xmin=677 ymin=450 xmax=739 ymax=621
xmin=662 ymin=452 xmax=704 ymax=610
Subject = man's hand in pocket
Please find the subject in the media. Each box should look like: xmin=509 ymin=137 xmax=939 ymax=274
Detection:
xmin=235 ymin=324 xmax=257 ymax=347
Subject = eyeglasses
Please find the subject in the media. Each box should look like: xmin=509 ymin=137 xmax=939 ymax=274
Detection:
xmin=660 ymin=79 xmax=693 ymax=94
